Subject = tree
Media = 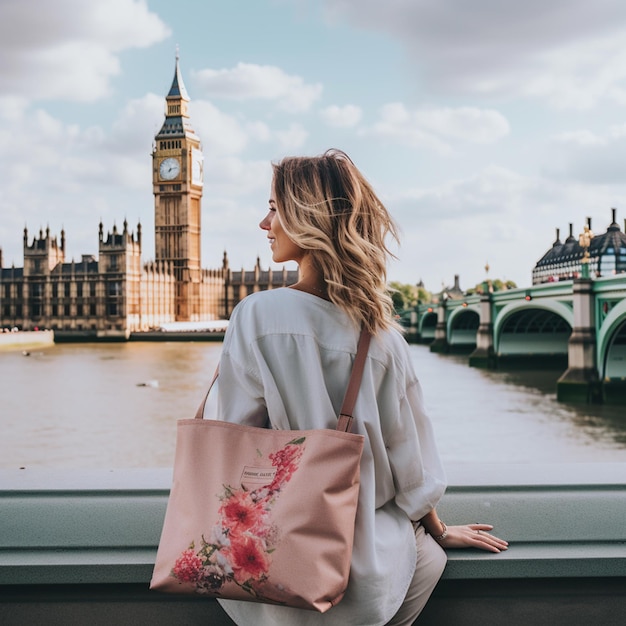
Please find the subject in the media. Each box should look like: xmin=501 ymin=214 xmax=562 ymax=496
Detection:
xmin=467 ymin=279 xmax=517 ymax=294
xmin=388 ymin=282 xmax=432 ymax=311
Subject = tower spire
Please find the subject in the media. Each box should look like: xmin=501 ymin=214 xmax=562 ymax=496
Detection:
xmin=167 ymin=46 xmax=189 ymax=103
xmin=155 ymin=48 xmax=197 ymax=140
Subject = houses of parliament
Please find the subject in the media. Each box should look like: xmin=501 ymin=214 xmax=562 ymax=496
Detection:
xmin=0 ymin=56 xmax=297 ymax=339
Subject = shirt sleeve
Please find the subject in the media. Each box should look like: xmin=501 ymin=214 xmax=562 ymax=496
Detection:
xmin=386 ymin=377 xmax=447 ymax=520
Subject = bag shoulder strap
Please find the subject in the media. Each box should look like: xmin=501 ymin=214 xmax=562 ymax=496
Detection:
xmin=195 ymin=328 xmax=372 ymax=434
xmin=194 ymin=370 xmax=219 ymax=420
xmin=336 ymin=328 xmax=370 ymax=433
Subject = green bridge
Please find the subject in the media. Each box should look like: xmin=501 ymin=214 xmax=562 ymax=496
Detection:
xmin=406 ymin=274 xmax=626 ymax=404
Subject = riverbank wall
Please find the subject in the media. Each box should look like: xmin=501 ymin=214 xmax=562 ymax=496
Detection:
xmin=0 ymin=330 xmax=54 ymax=352
xmin=52 ymin=330 xmax=226 ymax=343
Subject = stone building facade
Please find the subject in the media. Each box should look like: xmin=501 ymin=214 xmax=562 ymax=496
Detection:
xmin=0 ymin=56 xmax=297 ymax=338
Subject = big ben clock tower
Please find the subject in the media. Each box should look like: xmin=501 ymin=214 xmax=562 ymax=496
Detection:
xmin=152 ymin=51 xmax=204 ymax=321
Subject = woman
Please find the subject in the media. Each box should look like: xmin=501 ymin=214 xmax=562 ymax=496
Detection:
xmin=215 ymin=150 xmax=507 ymax=626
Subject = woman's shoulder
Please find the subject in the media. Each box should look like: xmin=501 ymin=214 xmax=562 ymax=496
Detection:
xmin=234 ymin=287 xmax=342 ymax=317
xmin=233 ymin=288 xmax=310 ymax=317
xmin=229 ymin=288 xmax=344 ymax=337
xmin=374 ymin=325 xmax=411 ymax=353
xmin=370 ymin=326 xmax=416 ymax=381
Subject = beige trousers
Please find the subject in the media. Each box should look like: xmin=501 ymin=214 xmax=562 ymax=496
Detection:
xmin=386 ymin=523 xmax=447 ymax=626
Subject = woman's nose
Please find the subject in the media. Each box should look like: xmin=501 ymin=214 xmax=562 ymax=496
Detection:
xmin=259 ymin=212 xmax=271 ymax=230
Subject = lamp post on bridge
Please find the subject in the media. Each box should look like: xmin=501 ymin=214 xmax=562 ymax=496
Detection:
xmin=578 ymin=224 xmax=594 ymax=279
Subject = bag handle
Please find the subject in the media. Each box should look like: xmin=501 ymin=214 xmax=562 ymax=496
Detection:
xmin=195 ymin=328 xmax=371 ymax=434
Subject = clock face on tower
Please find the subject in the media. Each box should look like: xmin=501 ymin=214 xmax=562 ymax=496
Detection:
xmin=159 ymin=157 xmax=180 ymax=181
xmin=191 ymin=147 xmax=203 ymax=186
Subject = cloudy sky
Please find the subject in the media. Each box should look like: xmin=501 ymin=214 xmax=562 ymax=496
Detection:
xmin=2 ymin=0 xmax=626 ymax=292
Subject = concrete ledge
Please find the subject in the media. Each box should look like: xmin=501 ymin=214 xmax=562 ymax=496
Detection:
xmin=0 ymin=464 xmax=624 ymax=625
xmin=436 ymin=463 xmax=626 ymax=580
xmin=1 ymin=463 xmax=625 ymax=584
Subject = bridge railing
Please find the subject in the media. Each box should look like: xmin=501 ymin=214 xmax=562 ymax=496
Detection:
xmin=1 ymin=463 xmax=624 ymax=625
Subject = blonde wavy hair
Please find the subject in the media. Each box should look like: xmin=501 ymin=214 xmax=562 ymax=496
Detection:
xmin=272 ymin=149 xmax=400 ymax=335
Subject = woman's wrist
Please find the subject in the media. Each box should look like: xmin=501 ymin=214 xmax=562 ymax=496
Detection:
xmin=430 ymin=519 xmax=448 ymax=542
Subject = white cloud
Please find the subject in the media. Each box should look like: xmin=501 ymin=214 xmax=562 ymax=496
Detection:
xmin=320 ymin=104 xmax=362 ymax=127
xmin=548 ymin=122 xmax=626 ymax=184
xmin=0 ymin=0 xmax=170 ymax=102
xmin=320 ymin=0 xmax=626 ymax=109
xmin=395 ymin=166 xmax=531 ymax=225
xmin=366 ymin=103 xmax=509 ymax=153
xmin=246 ymin=121 xmax=272 ymax=142
xmin=0 ymin=94 xmax=164 ymax=264
xmin=471 ymin=32 xmax=626 ymax=110
xmin=190 ymin=100 xmax=250 ymax=155
xmin=553 ymin=130 xmax=607 ymax=146
xmin=193 ymin=62 xmax=323 ymax=112
xmin=0 ymin=96 xmax=28 ymax=122
xmin=411 ymin=106 xmax=510 ymax=143
xmin=109 ymin=93 xmax=164 ymax=156
xmin=202 ymin=156 xmax=269 ymax=195
xmin=275 ymin=123 xmax=309 ymax=150
xmin=384 ymin=165 xmax=620 ymax=288
xmin=368 ymin=103 xmax=453 ymax=154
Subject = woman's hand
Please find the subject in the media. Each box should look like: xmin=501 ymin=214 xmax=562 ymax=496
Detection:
xmin=436 ymin=524 xmax=508 ymax=553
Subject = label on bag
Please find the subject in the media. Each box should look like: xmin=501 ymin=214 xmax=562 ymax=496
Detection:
xmin=241 ymin=465 xmax=277 ymax=487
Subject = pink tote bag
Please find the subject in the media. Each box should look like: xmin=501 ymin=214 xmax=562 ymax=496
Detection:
xmin=150 ymin=331 xmax=369 ymax=612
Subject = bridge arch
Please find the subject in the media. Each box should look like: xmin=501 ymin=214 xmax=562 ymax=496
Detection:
xmin=598 ymin=300 xmax=626 ymax=379
xmin=494 ymin=301 xmax=573 ymax=360
xmin=447 ymin=305 xmax=480 ymax=349
xmin=419 ymin=311 xmax=437 ymax=342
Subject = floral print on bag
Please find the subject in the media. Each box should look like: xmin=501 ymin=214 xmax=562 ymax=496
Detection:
xmin=170 ymin=437 xmax=305 ymax=600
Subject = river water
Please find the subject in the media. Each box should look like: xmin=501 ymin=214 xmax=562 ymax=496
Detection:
xmin=1 ymin=341 xmax=625 ymax=469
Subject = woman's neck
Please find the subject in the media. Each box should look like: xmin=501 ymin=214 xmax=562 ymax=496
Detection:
xmin=290 ymin=256 xmax=329 ymax=300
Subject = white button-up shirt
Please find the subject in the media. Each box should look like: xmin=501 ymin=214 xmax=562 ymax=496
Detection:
xmin=212 ymin=288 xmax=447 ymax=626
